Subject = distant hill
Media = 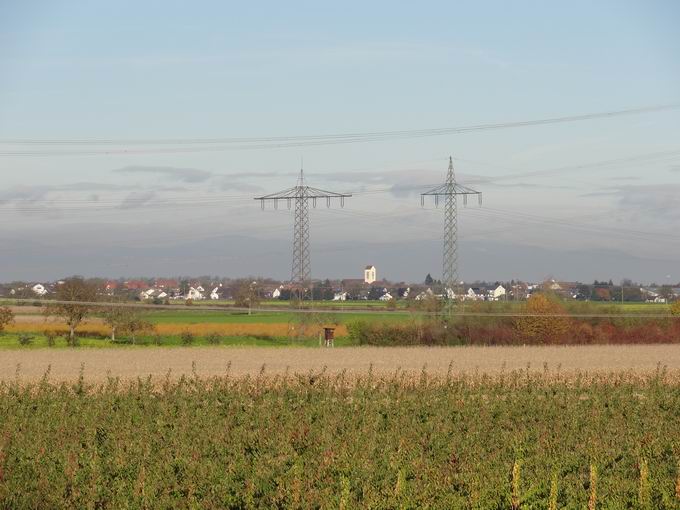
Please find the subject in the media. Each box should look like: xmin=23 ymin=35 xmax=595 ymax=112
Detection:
xmin=0 ymin=224 xmax=675 ymax=283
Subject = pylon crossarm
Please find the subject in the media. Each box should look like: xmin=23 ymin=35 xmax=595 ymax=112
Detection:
xmin=253 ymin=187 xmax=299 ymax=200
xmin=420 ymin=184 xmax=482 ymax=196
xmin=254 ymin=187 xmax=351 ymax=201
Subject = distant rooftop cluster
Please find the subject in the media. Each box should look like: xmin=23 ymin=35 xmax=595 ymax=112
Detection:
xmin=1 ymin=271 xmax=678 ymax=304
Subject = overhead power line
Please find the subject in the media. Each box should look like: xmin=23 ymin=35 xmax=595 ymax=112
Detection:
xmin=0 ymin=104 xmax=677 ymax=156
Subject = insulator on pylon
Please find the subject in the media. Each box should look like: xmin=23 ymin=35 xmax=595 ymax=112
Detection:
xmin=287 ymin=198 xmax=292 ymax=209
xmin=340 ymin=196 xmax=345 ymax=208
xmin=326 ymin=197 xmax=331 ymax=208
xmin=478 ymin=194 xmax=482 ymax=206
xmin=421 ymin=195 xmax=425 ymax=207
xmin=260 ymin=200 xmax=265 ymax=210
xmin=312 ymin=197 xmax=317 ymax=208
xmin=463 ymin=195 xmax=468 ymax=206
xmin=435 ymin=195 xmax=439 ymax=207
xmin=274 ymin=199 xmax=278 ymax=210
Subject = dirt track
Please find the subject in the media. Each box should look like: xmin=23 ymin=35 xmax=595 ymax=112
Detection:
xmin=1 ymin=345 xmax=680 ymax=382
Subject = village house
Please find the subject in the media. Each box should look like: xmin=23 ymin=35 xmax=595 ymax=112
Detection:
xmin=210 ymin=285 xmax=223 ymax=300
xmin=186 ymin=287 xmax=205 ymax=300
xmin=124 ymin=280 xmax=149 ymax=291
xmin=31 ymin=284 xmax=48 ymax=296
xmin=543 ymin=280 xmax=580 ymax=299
xmin=640 ymin=287 xmax=666 ymax=303
xmin=104 ymin=281 xmax=119 ymax=294
xmin=154 ymin=279 xmax=179 ymax=289
xmin=465 ymin=287 xmax=484 ymax=301
xmin=488 ymin=285 xmax=506 ymax=301
xmin=414 ymin=288 xmax=434 ymax=301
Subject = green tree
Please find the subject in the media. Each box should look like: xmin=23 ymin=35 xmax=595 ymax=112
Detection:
xmin=424 ymin=273 xmax=434 ymax=285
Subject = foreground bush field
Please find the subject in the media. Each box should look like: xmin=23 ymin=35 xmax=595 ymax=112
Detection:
xmin=1 ymin=369 xmax=680 ymax=508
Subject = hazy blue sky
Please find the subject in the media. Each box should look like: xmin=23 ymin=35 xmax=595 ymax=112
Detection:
xmin=0 ymin=1 xmax=679 ymax=283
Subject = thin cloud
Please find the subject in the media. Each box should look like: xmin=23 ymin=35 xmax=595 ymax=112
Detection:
xmin=113 ymin=165 xmax=213 ymax=183
xmin=483 ymin=181 xmax=575 ymax=190
xmin=585 ymin=183 xmax=680 ymax=221
xmin=321 ymin=169 xmax=443 ymax=197
xmin=213 ymin=176 xmax=264 ymax=193
xmin=223 ymin=171 xmax=282 ymax=179
xmin=0 ymin=182 xmax=133 ymax=205
xmin=118 ymin=191 xmax=156 ymax=209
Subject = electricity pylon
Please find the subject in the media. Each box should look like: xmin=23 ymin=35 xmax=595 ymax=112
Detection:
xmin=255 ymin=169 xmax=351 ymax=301
xmin=421 ymin=157 xmax=482 ymax=299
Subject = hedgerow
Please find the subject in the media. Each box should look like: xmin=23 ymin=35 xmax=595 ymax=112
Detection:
xmin=349 ymin=295 xmax=680 ymax=346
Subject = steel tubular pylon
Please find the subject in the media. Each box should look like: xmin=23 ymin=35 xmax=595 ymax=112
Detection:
xmin=421 ymin=156 xmax=482 ymax=300
xmin=255 ymin=168 xmax=351 ymax=302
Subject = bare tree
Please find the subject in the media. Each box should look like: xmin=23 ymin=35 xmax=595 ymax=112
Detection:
xmin=44 ymin=277 xmax=99 ymax=345
xmin=234 ymin=280 xmax=261 ymax=315
xmin=125 ymin=315 xmax=154 ymax=344
xmin=102 ymin=301 xmax=130 ymax=342
xmin=103 ymin=301 xmax=153 ymax=344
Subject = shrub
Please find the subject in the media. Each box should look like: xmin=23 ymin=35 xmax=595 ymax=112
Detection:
xmin=347 ymin=321 xmax=450 ymax=346
xmin=514 ymin=293 xmax=571 ymax=343
xmin=206 ymin=332 xmax=221 ymax=345
xmin=671 ymin=300 xmax=680 ymax=316
xmin=180 ymin=330 xmax=195 ymax=345
xmin=17 ymin=334 xmax=33 ymax=346
xmin=0 ymin=372 xmax=679 ymax=508
xmin=0 ymin=306 xmax=14 ymax=333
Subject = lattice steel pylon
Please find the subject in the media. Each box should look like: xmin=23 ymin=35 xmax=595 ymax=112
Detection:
xmin=421 ymin=157 xmax=482 ymax=298
xmin=255 ymin=169 xmax=351 ymax=300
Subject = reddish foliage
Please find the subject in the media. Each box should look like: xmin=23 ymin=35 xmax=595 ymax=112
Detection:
xmin=349 ymin=316 xmax=680 ymax=346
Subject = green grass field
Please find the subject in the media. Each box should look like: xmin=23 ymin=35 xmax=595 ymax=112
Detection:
xmin=0 ymin=332 xmax=359 ymax=349
xmin=1 ymin=370 xmax=678 ymax=508
xmin=134 ymin=300 xmax=675 ymax=327
xmin=143 ymin=309 xmax=407 ymax=325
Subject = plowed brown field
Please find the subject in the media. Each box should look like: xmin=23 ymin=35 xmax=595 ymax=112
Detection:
xmin=2 ymin=344 xmax=680 ymax=382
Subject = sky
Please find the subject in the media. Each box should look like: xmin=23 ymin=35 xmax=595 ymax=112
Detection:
xmin=0 ymin=0 xmax=679 ymax=284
